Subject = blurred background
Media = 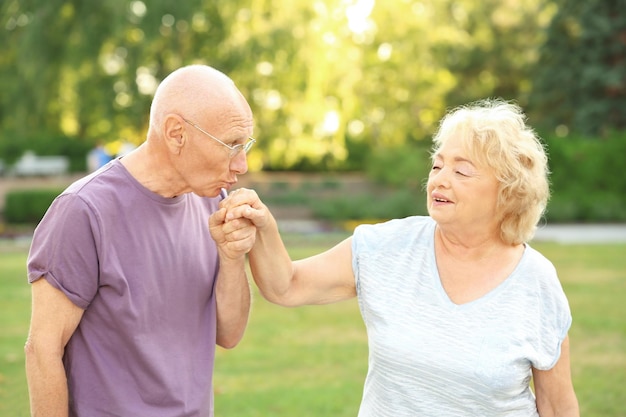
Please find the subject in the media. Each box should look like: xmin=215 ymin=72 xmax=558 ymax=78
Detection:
xmin=1 ymin=0 xmax=625 ymax=226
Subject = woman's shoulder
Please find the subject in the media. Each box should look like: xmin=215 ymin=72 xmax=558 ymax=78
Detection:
xmin=515 ymin=244 xmax=569 ymax=308
xmin=520 ymin=244 xmax=558 ymax=278
xmin=361 ymin=215 xmax=431 ymax=227
xmin=353 ymin=216 xmax=434 ymax=251
xmin=355 ymin=215 xmax=431 ymax=234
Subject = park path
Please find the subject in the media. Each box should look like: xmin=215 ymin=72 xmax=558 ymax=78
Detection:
xmin=533 ymin=223 xmax=626 ymax=244
xmin=276 ymin=219 xmax=626 ymax=244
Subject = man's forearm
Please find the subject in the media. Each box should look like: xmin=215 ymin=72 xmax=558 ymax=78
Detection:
xmin=25 ymin=347 xmax=70 ymax=417
xmin=215 ymin=257 xmax=251 ymax=349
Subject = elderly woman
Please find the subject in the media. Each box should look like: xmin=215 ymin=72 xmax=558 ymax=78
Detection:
xmin=216 ymin=98 xmax=579 ymax=416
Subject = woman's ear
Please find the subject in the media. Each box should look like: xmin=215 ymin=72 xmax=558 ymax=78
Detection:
xmin=163 ymin=114 xmax=186 ymax=154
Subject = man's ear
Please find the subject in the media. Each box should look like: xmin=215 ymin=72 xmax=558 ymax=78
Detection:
xmin=163 ymin=114 xmax=186 ymax=154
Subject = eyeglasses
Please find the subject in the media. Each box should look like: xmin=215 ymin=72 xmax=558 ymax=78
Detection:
xmin=182 ymin=118 xmax=256 ymax=158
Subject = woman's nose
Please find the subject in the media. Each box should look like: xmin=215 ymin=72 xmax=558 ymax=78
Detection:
xmin=429 ymin=167 xmax=451 ymax=188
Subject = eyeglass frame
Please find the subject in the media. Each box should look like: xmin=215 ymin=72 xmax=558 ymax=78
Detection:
xmin=182 ymin=117 xmax=256 ymax=158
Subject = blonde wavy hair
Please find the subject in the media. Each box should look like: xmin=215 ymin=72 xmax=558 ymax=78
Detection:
xmin=430 ymin=98 xmax=550 ymax=245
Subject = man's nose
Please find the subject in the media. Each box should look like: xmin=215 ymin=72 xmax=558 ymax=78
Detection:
xmin=230 ymin=151 xmax=249 ymax=175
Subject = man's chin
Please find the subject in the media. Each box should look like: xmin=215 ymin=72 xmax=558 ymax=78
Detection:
xmin=193 ymin=188 xmax=221 ymax=198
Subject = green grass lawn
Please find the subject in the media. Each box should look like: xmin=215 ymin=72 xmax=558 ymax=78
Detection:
xmin=0 ymin=243 xmax=31 ymax=417
xmin=1 ymin=234 xmax=625 ymax=416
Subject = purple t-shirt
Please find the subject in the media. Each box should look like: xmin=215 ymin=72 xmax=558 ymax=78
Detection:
xmin=27 ymin=159 xmax=224 ymax=416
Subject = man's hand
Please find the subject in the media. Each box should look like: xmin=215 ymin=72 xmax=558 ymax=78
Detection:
xmin=209 ymin=188 xmax=269 ymax=260
xmin=209 ymin=208 xmax=255 ymax=260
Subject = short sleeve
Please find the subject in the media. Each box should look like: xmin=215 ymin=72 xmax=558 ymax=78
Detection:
xmin=351 ymin=221 xmax=387 ymax=293
xmin=351 ymin=224 xmax=369 ymax=292
xmin=27 ymin=193 xmax=100 ymax=309
xmin=528 ymin=255 xmax=572 ymax=371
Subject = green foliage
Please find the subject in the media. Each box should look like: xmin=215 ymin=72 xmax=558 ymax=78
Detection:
xmin=274 ymin=131 xmax=626 ymax=222
xmin=1 ymin=0 xmax=556 ymax=171
xmin=436 ymin=0 xmax=556 ymax=108
xmin=247 ymin=127 xmax=626 ymax=222
xmin=365 ymin=143 xmax=431 ymax=189
xmin=311 ymin=189 xmax=426 ymax=221
xmin=544 ymin=132 xmax=626 ymax=222
xmin=2 ymin=0 xmax=625 ymax=221
xmin=4 ymin=189 xmax=61 ymax=224
xmin=548 ymin=192 xmax=626 ymax=223
xmin=304 ymin=143 xmax=431 ymax=221
xmin=530 ymin=0 xmax=626 ymax=135
xmin=5 ymin=0 xmax=625 ymax=169
xmin=264 ymin=188 xmax=309 ymax=206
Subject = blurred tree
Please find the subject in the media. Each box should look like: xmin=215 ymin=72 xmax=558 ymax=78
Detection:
xmin=436 ymin=0 xmax=557 ymax=108
xmin=326 ymin=0 xmax=554 ymax=186
xmin=1 ymin=0 xmax=207 ymax=153
xmin=224 ymin=0 xmax=553 ymax=170
xmin=0 ymin=0 xmax=558 ymax=171
xmin=530 ymin=0 xmax=626 ymax=136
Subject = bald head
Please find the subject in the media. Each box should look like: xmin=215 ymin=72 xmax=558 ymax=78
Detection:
xmin=148 ymin=65 xmax=251 ymax=139
xmin=119 ymin=65 xmax=254 ymax=198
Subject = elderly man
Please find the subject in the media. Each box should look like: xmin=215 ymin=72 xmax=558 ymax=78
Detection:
xmin=25 ymin=65 xmax=257 ymax=417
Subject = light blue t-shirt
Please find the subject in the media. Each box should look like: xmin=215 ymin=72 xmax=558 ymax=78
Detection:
xmin=352 ymin=216 xmax=571 ymax=417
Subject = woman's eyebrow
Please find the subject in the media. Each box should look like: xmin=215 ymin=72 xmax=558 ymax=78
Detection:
xmin=434 ymin=152 xmax=476 ymax=166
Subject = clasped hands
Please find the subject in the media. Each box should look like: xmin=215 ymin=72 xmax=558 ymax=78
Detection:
xmin=209 ymin=188 xmax=269 ymax=260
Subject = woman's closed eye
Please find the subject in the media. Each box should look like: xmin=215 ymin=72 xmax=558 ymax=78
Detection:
xmin=431 ymin=165 xmax=469 ymax=176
